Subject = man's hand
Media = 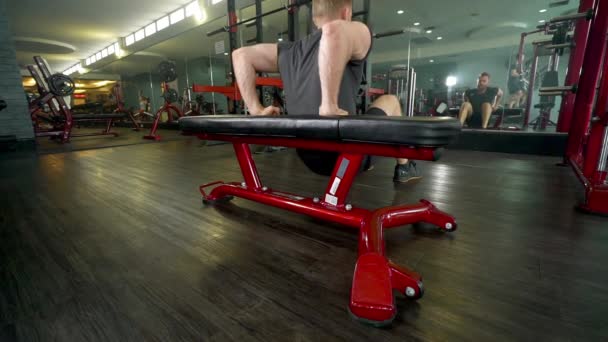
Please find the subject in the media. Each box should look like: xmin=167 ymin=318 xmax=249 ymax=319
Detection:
xmin=251 ymin=105 xmax=281 ymax=116
xmin=319 ymin=104 xmax=348 ymax=116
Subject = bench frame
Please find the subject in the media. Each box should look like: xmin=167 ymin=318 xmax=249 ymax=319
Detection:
xmin=193 ymin=132 xmax=457 ymax=326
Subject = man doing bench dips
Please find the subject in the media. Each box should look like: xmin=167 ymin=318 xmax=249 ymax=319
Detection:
xmin=458 ymin=72 xmax=503 ymax=129
xmin=231 ymin=0 xmax=420 ymax=183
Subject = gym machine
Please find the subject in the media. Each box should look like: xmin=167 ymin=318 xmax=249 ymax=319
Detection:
xmin=517 ymin=5 xmax=593 ymax=130
xmin=387 ymin=66 xmax=416 ymax=117
xmin=27 ymin=56 xmax=139 ymax=143
xmin=144 ymin=61 xmax=184 ymax=141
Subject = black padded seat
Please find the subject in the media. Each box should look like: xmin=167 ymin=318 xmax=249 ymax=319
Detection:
xmin=72 ymin=113 xmax=127 ymax=120
xmin=180 ymin=115 xmax=461 ymax=147
xmin=181 ymin=115 xmax=340 ymax=140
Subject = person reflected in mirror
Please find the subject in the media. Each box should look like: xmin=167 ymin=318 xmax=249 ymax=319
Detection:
xmin=507 ymin=66 xmax=527 ymax=109
xmin=458 ymin=72 xmax=503 ymax=129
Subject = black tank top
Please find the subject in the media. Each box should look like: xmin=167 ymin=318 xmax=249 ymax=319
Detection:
xmin=277 ymin=28 xmax=370 ymax=115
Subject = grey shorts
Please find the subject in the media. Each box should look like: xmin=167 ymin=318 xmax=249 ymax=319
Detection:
xmin=297 ymin=107 xmax=388 ymax=176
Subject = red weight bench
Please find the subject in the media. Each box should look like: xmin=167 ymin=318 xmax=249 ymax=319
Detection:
xmin=180 ymin=115 xmax=461 ymax=326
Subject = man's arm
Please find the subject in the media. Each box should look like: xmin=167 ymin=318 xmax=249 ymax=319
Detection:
xmin=318 ymin=20 xmax=372 ymax=116
xmin=232 ymin=44 xmax=279 ymax=115
xmin=494 ymin=88 xmax=504 ymax=110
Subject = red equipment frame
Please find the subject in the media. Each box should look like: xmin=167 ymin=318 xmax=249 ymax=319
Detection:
xmin=28 ymin=56 xmax=139 ymax=143
xmin=144 ymin=82 xmax=184 ymax=141
xmin=191 ymin=77 xmax=284 ymax=101
xmin=192 ymin=133 xmax=457 ymax=325
xmin=565 ymin=0 xmax=608 ymax=215
xmin=557 ymin=0 xmax=597 ymax=132
xmin=111 ymin=83 xmax=141 ymax=131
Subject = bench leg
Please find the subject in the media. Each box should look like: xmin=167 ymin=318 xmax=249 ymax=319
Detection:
xmin=350 ymin=201 xmax=456 ymax=326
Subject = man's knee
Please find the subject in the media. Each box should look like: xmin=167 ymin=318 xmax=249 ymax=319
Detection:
xmin=481 ymin=102 xmax=493 ymax=112
xmin=371 ymin=95 xmax=401 ymax=116
xmin=460 ymin=102 xmax=472 ymax=115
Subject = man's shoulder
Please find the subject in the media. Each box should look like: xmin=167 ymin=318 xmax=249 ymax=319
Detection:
xmin=278 ymin=30 xmax=321 ymax=55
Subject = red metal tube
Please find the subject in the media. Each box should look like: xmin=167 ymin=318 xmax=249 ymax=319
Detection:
xmin=557 ymin=0 xmax=597 ymax=132
xmin=207 ymin=184 xmax=369 ymax=228
xmin=582 ymin=44 xmax=608 ymax=178
xmin=523 ymin=44 xmax=540 ymax=128
xmin=196 ymin=134 xmax=442 ymax=160
xmin=233 ymin=143 xmax=263 ymax=190
xmin=595 ymin=42 xmax=608 ymax=123
xmin=566 ymin=0 xmax=608 ymax=159
xmin=323 ymin=154 xmax=364 ymax=207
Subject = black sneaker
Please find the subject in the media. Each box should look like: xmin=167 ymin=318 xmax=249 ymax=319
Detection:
xmin=393 ymin=161 xmax=422 ymax=183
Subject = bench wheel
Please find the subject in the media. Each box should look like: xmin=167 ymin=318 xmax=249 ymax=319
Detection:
xmin=202 ymin=196 xmax=234 ymax=206
xmin=404 ymin=281 xmax=424 ymax=300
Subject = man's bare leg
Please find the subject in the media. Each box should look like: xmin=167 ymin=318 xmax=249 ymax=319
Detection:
xmin=369 ymin=95 xmax=407 ymax=165
xmin=459 ymin=102 xmax=473 ymax=126
xmin=481 ymin=103 xmax=493 ymax=129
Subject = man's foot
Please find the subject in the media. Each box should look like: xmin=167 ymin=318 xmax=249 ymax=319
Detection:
xmin=393 ymin=162 xmax=422 ymax=183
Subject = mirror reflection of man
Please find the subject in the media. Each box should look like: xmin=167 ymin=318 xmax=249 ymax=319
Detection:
xmin=458 ymin=72 xmax=503 ymax=129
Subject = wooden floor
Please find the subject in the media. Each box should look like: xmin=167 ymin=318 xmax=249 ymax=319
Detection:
xmin=1 ymin=138 xmax=607 ymax=341
xmin=35 ymin=127 xmax=190 ymax=155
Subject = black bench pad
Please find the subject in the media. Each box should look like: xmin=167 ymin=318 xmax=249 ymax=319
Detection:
xmin=180 ymin=115 xmax=461 ymax=147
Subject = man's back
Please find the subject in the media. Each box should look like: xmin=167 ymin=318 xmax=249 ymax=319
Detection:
xmin=278 ymin=29 xmax=367 ymax=115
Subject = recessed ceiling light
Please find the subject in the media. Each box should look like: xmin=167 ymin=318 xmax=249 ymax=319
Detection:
xmin=539 ymin=19 xmax=546 ymax=23
xmin=437 ymin=36 xmax=443 ymax=40
xmin=397 ymin=10 xmax=404 ymax=14
xmin=426 ymin=30 xmax=433 ymax=34
xmin=430 ymin=59 xmax=434 ymax=63
xmin=413 ymin=22 xmax=420 ymax=26
xmin=539 ymin=9 xmax=547 ymax=13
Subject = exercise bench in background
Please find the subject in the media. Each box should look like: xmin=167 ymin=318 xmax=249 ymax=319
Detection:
xmin=180 ymin=115 xmax=461 ymax=326
xmin=27 ymin=56 xmax=139 ymax=143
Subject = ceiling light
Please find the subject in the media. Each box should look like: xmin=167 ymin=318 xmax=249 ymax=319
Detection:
xmin=101 ymin=49 xmax=108 ymax=58
xmin=539 ymin=9 xmax=547 ymax=13
xmin=170 ymin=8 xmax=185 ymax=24
xmin=125 ymin=34 xmax=135 ymax=46
xmin=278 ymin=38 xmax=283 ymax=42
xmin=397 ymin=10 xmax=404 ymax=14
xmin=539 ymin=19 xmax=546 ymax=23
xmin=413 ymin=22 xmax=420 ymax=26
xmin=437 ymin=36 xmax=443 ymax=40
xmin=426 ymin=30 xmax=433 ymax=34
xmin=157 ymin=16 xmax=170 ymax=31
xmin=446 ymin=76 xmax=458 ymax=87
xmin=430 ymin=59 xmax=434 ymax=63
xmin=145 ymin=23 xmax=157 ymax=36
xmin=85 ymin=57 xmax=92 ymax=66
xmin=186 ymin=1 xmax=205 ymax=21
xmin=135 ymin=28 xmax=145 ymax=41
xmin=212 ymin=0 xmax=223 ymax=4
xmin=96 ymin=52 xmax=102 ymax=60
xmin=224 ymin=52 xmax=229 ymax=56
